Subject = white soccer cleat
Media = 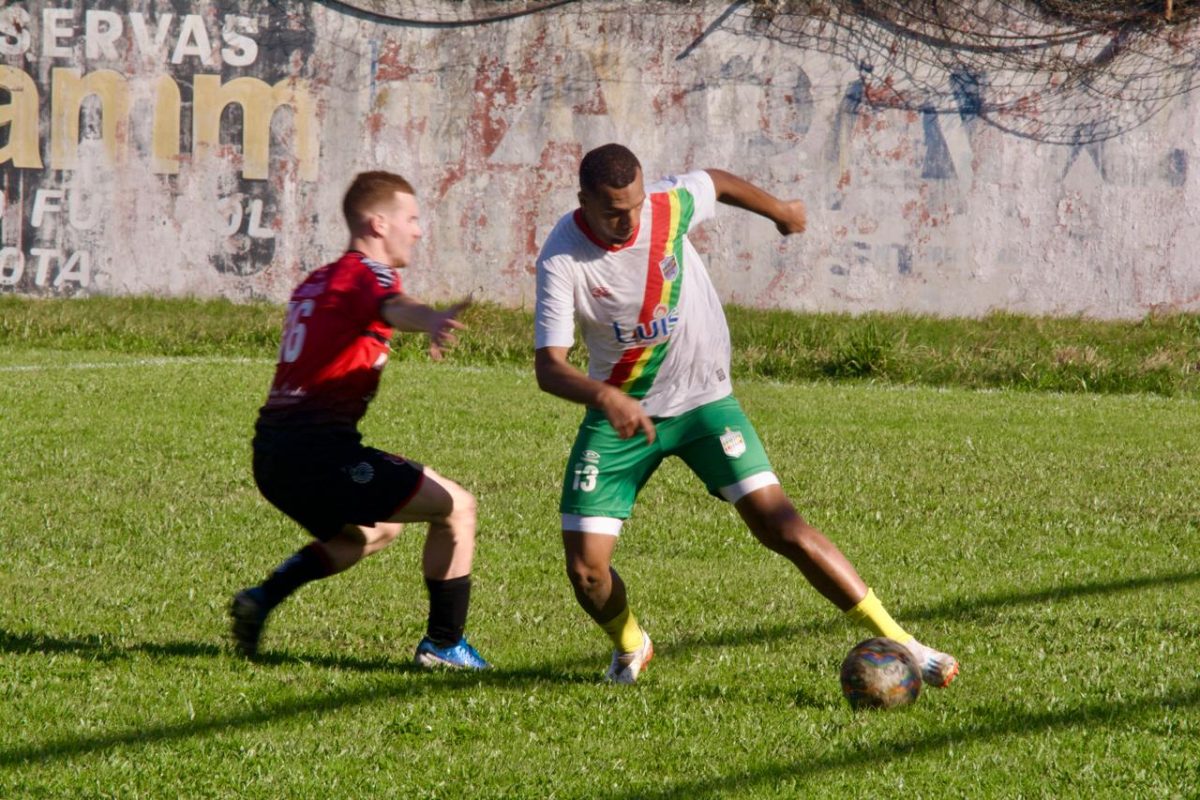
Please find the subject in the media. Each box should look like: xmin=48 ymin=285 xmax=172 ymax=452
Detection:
xmin=903 ymin=639 xmax=960 ymax=688
xmin=605 ymin=630 xmax=654 ymax=684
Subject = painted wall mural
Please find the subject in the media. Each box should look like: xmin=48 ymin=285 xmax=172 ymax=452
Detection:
xmin=1 ymin=2 xmax=318 ymax=297
xmin=2 ymin=1 xmax=1198 ymax=317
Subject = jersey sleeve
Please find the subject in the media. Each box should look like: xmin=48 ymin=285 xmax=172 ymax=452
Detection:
xmin=534 ymin=255 xmax=576 ymax=349
xmin=646 ymin=170 xmax=718 ymax=231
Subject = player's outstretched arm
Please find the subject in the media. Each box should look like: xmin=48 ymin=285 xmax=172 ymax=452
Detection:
xmin=382 ymin=294 xmax=470 ymax=361
xmin=705 ymin=168 xmax=806 ymax=236
xmin=535 ymin=347 xmax=656 ymax=443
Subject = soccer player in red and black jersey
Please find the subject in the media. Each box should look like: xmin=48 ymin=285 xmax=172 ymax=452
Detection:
xmin=230 ymin=171 xmax=489 ymax=669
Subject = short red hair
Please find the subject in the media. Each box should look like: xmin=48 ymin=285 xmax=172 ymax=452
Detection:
xmin=342 ymin=171 xmax=415 ymax=230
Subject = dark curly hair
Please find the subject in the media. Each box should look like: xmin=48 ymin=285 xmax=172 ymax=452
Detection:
xmin=579 ymin=143 xmax=642 ymax=193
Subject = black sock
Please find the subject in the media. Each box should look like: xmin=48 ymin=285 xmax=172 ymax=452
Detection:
xmin=260 ymin=543 xmax=333 ymax=610
xmin=425 ymin=575 xmax=471 ymax=646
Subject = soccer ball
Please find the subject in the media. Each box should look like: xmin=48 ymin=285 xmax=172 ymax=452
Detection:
xmin=840 ymin=637 xmax=922 ymax=710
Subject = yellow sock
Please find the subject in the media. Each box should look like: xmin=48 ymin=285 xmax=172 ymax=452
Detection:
xmin=846 ymin=588 xmax=913 ymax=644
xmin=599 ymin=605 xmax=644 ymax=653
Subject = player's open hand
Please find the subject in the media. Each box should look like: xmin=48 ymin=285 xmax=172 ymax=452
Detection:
xmin=427 ymin=298 xmax=470 ymax=361
xmin=775 ymin=199 xmax=807 ymax=236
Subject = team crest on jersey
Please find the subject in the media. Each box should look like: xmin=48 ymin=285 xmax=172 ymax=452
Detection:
xmin=720 ymin=428 xmax=746 ymax=459
xmin=347 ymin=462 xmax=375 ymax=484
xmin=659 ymin=254 xmax=679 ymax=281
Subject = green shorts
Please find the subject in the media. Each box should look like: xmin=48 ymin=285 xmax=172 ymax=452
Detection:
xmin=559 ymin=395 xmax=776 ymax=526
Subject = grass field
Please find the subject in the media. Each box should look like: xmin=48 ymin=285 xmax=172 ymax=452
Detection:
xmin=3 ymin=296 xmax=1199 ymax=396
xmin=1 ymin=304 xmax=1198 ymax=798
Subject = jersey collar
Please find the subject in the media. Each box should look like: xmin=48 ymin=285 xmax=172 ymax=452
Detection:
xmin=573 ymin=209 xmax=640 ymax=252
xmin=346 ymin=249 xmax=393 ymax=272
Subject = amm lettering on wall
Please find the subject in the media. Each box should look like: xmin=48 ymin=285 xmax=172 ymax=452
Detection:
xmin=1 ymin=5 xmax=320 ymax=294
xmin=0 ymin=8 xmax=317 ymax=179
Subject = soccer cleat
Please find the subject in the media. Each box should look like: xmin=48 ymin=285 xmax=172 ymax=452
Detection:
xmin=229 ymin=587 xmax=269 ymax=658
xmin=413 ymin=636 xmax=491 ymax=670
xmin=903 ymin=639 xmax=960 ymax=688
xmin=604 ymin=630 xmax=654 ymax=684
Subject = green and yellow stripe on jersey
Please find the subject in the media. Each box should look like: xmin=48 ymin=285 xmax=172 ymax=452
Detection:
xmin=605 ymin=188 xmax=695 ymax=397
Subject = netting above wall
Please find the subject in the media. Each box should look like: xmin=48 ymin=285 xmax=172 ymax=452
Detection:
xmin=316 ymin=0 xmax=1199 ymax=143
xmin=736 ymin=0 xmax=1200 ymax=143
xmin=312 ymin=0 xmax=580 ymax=25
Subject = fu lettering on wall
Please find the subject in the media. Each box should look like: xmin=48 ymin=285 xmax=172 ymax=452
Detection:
xmin=0 ymin=3 xmax=319 ymax=295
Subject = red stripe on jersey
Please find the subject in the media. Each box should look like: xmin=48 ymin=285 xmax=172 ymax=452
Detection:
xmin=604 ymin=193 xmax=672 ymax=388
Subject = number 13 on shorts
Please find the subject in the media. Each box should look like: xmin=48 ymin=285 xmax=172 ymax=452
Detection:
xmin=572 ymin=463 xmax=599 ymax=492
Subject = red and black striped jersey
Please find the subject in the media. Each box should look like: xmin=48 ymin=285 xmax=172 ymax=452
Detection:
xmin=258 ymin=251 xmax=402 ymax=429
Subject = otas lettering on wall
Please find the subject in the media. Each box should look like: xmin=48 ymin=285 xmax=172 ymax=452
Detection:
xmin=0 ymin=6 xmax=319 ymax=293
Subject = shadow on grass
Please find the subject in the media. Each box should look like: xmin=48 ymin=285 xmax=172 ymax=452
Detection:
xmin=625 ymin=685 xmax=1200 ymax=800
xmin=0 ymin=630 xmax=409 ymax=674
xmin=1 ymin=567 xmax=1194 ymax=769
xmin=0 ymin=629 xmax=604 ymax=678
xmin=660 ymin=567 xmax=1200 ymax=656
xmin=0 ymin=637 xmax=600 ymax=768
xmin=906 ymin=567 xmax=1200 ymax=623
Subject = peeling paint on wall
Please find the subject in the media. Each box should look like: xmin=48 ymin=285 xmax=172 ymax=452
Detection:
xmin=2 ymin=1 xmax=1198 ymax=317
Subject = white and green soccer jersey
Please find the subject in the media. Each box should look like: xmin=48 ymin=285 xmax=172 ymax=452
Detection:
xmin=535 ymin=170 xmax=733 ymax=418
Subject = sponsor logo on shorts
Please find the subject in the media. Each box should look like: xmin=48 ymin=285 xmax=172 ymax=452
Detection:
xmin=720 ymin=427 xmax=746 ymax=459
xmin=347 ymin=462 xmax=375 ymax=483
xmin=590 ymin=286 xmax=613 ymax=298
xmin=582 ymin=450 xmax=601 ymax=464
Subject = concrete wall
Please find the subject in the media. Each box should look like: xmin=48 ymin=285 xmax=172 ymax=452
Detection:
xmin=2 ymin=0 xmax=1197 ymax=317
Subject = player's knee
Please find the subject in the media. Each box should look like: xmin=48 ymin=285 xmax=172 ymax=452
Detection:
xmin=445 ymin=487 xmax=477 ymax=534
xmin=376 ymin=522 xmax=403 ymax=545
xmin=565 ymin=559 xmax=606 ymax=592
xmin=758 ymin=512 xmax=818 ymax=555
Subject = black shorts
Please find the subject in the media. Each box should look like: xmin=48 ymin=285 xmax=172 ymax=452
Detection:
xmin=252 ymin=425 xmax=425 ymax=541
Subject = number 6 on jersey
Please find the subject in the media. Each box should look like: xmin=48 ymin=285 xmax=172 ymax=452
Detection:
xmin=280 ymin=299 xmax=315 ymax=363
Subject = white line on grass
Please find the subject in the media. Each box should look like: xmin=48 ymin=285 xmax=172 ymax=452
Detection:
xmin=0 ymin=356 xmax=533 ymax=378
xmin=0 ymin=356 xmax=272 ymax=373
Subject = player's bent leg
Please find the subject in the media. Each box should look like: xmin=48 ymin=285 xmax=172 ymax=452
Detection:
xmin=563 ymin=528 xmax=622 ymax=618
xmin=734 ymin=483 xmax=867 ymax=611
xmin=230 ymin=524 xmax=400 ymax=659
xmin=387 ymin=466 xmax=477 ymax=579
xmin=389 ymin=467 xmax=489 ymax=670
xmin=736 ymin=484 xmax=960 ymax=688
xmin=563 ymin=527 xmax=652 ymax=683
xmin=230 ymin=539 xmax=338 ymax=658
xmin=322 ymin=521 xmax=404 ymax=571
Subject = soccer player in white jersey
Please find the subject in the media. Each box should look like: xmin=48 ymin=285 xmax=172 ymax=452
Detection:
xmin=534 ymin=143 xmax=959 ymax=686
